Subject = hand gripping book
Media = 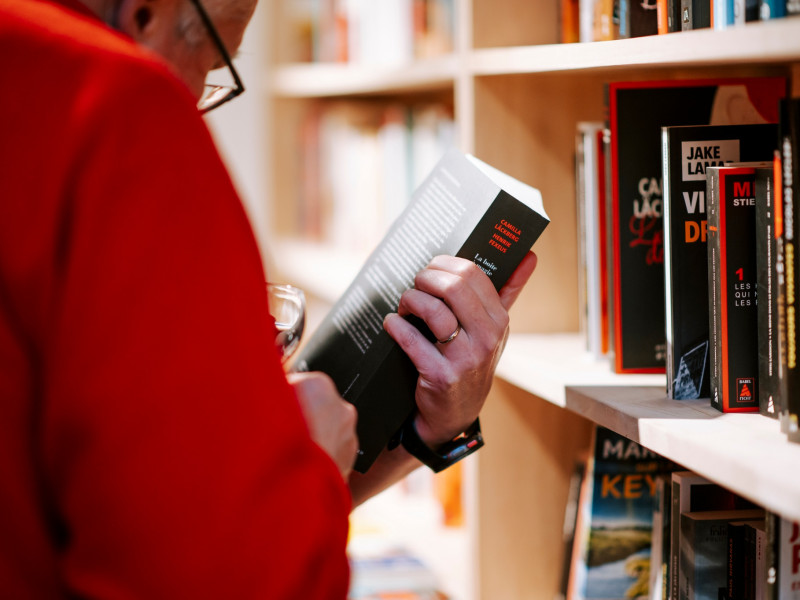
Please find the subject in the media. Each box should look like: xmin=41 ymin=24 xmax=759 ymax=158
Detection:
xmin=292 ymin=150 xmax=549 ymax=472
xmin=661 ymin=123 xmax=778 ymax=400
xmin=607 ymin=77 xmax=785 ymax=373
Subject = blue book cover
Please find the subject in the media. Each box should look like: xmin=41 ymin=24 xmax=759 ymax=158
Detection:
xmin=571 ymin=426 xmax=676 ymax=600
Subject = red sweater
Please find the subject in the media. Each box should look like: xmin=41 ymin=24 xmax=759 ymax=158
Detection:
xmin=0 ymin=0 xmax=350 ymax=597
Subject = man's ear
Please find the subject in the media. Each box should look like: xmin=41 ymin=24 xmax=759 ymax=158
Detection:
xmin=114 ymin=0 xmax=173 ymax=44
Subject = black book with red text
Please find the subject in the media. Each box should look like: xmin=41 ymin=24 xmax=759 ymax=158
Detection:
xmin=661 ymin=123 xmax=778 ymax=400
xmin=293 ymin=150 xmax=549 ymax=472
xmin=706 ymin=164 xmax=770 ymax=412
xmin=608 ymin=77 xmax=785 ymax=373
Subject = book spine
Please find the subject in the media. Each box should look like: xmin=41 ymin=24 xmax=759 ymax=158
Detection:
xmin=719 ymin=169 xmax=760 ymax=412
xmin=759 ymin=0 xmax=786 ymax=18
xmin=788 ymin=0 xmax=800 ymax=15
xmin=707 ymin=168 xmax=724 ymax=412
xmin=680 ymin=0 xmax=693 ymax=28
xmin=781 ymin=98 xmax=800 ymax=440
xmin=668 ymin=0 xmax=683 ymax=28
xmin=692 ymin=0 xmax=713 ymax=26
xmin=756 ymin=168 xmax=780 ymax=418
xmin=663 ymin=128 xmax=677 ymax=397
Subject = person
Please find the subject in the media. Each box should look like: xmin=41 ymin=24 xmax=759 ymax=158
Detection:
xmin=0 ymin=0 xmax=538 ymax=597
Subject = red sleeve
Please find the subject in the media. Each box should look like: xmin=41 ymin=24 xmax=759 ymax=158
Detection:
xmin=32 ymin=37 xmax=351 ymax=599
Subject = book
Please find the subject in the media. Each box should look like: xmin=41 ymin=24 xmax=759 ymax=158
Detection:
xmin=619 ymin=0 xmax=659 ymax=37
xmin=707 ymin=163 xmax=772 ymax=412
xmin=607 ymin=77 xmax=785 ymax=373
xmin=765 ymin=513 xmax=800 ymax=600
xmin=679 ymin=510 xmax=765 ymax=600
xmin=661 ymin=123 xmax=778 ymax=400
xmin=576 ymin=122 xmax=610 ymax=358
xmin=755 ymin=162 xmax=786 ymax=419
xmin=293 ymin=150 xmax=549 ymax=472
xmin=759 ymin=0 xmax=786 ymax=19
xmin=680 ymin=0 xmax=712 ymax=28
xmin=779 ymin=97 xmax=800 ymax=442
xmin=558 ymin=457 xmax=589 ymax=600
xmin=668 ymin=471 xmax=757 ymax=600
xmin=567 ymin=426 xmax=676 ymax=600
xmin=726 ymin=519 xmax=765 ymax=600
xmin=649 ymin=474 xmax=672 ymax=600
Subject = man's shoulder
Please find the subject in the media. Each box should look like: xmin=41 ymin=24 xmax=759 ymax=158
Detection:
xmin=2 ymin=0 xmax=181 ymax=87
xmin=1 ymin=0 xmax=196 ymax=118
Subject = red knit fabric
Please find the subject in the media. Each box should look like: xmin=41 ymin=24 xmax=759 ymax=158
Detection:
xmin=0 ymin=0 xmax=351 ymax=597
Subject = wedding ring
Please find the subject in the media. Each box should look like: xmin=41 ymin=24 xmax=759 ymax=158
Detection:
xmin=437 ymin=324 xmax=461 ymax=345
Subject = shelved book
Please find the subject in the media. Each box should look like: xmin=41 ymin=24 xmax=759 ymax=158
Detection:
xmin=668 ymin=471 xmax=758 ymax=600
xmin=576 ymin=122 xmax=611 ymax=357
xmin=755 ymin=163 xmax=785 ymax=419
xmin=707 ymin=163 xmax=772 ymax=412
xmin=292 ymin=150 xmax=549 ymax=472
xmin=679 ymin=509 xmax=765 ymax=600
xmin=567 ymin=426 xmax=676 ymax=600
xmin=662 ymin=123 xmax=778 ymax=400
xmin=765 ymin=512 xmax=800 ymax=600
xmin=779 ymin=97 xmax=800 ymax=443
xmin=607 ymin=77 xmax=785 ymax=373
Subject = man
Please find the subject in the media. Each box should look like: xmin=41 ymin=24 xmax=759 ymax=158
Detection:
xmin=0 ymin=0 xmax=537 ymax=596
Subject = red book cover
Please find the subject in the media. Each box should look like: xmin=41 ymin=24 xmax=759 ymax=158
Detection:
xmin=706 ymin=165 xmax=767 ymax=412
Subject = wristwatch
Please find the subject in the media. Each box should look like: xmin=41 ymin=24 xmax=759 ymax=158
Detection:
xmin=389 ymin=415 xmax=484 ymax=473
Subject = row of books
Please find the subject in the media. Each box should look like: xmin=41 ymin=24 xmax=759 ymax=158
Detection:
xmin=288 ymin=0 xmax=454 ymax=64
xmin=562 ymin=425 xmax=800 ymax=600
xmin=294 ymin=101 xmax=455 ymax=253
xmin=561 ymin=0 xmax=799 ymax=42
xmin=576 ymin=78 xmax=800 ymax=438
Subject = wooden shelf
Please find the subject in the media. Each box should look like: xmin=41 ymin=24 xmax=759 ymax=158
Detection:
xmin=269 ymin=19 xmax=800 ymax=102
xmin=470 ymin=18 xmax=800 ymax=76
xmin=269 ymin=55 xmax=458 ymax=98
xmin=495 ymin=333 xmax=800 ymax=522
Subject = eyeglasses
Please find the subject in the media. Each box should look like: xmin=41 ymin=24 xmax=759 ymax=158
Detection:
xmin=189 ymin=0 xmax=245 ymax=113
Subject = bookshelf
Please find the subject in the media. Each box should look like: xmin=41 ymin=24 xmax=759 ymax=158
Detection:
xmin=260 ymin=2 xmax=800 ymax=598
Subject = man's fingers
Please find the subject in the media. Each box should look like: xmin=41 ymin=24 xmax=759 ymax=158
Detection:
xmin=498 ymin=251 xmax=538 ymax=310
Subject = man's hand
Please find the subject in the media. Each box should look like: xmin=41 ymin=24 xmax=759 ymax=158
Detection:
xmin=287 ymin=372 xmax=359 ymax=479
xmin=383 ymin=252 xmax=538 ymax=447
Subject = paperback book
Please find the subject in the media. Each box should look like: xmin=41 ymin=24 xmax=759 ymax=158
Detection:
xmin=707 ymin=163 xmax=771 ymax=412
xmin=607 ymin=77 xmax=785 ymax=373
xmin=765 ymin=512 xmax=800 ymax=600
xmin=661 ymin=123 xmax=778 ymax=400
xmin=668 ymin=471 xmax=757 ymax=600
xmin=293 ymin=150 xmax=549 ymax=472
xmin=568 ymin=426 xmax=676 ymax=600
xmin=576 ymin=122 xmax=611 ymax=357
xmin=679 ymin=509 xmax=765 ymax=600
xmin=755 ymin=163 xmax=785 ymax=419
xmin=779 ymin=97 xmax=800 ymax=442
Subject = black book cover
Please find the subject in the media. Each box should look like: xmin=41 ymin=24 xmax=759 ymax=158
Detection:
xmin=755 ymin=164 xmax=785 ymax=419
xmin=293 ymin=150 xmax=549 ymax=472
xmin=662 ymin=124 xmax=777 ymax=400
xmin=707 ymin=165 xmax=766 ymax=413
xmin=779 ymin=98 xmax=800 ymax=443
xmin=608 ymin=77 xmax=785 ymax=373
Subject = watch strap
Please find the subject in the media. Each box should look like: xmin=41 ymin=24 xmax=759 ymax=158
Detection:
xmin=393 ymin=416 xmax=484 ymax=473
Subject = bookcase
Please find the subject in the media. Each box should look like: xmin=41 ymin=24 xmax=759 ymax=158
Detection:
xmin=257 ymin=2 xmax=800 ymax=598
